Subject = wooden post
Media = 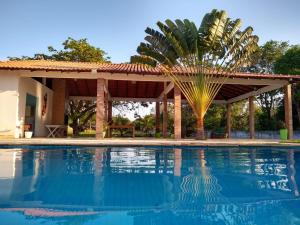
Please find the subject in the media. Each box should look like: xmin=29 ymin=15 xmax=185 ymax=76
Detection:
xmin=163 ymin=83 xmax=168 ymax=138
xmin=155 ymin=101 xmax=160 ymax=134
xmin=107 ymin=101 xmax=112 ymax=138
xmin=105 ymin=93 xmax=108 ymax=121
xmin=284 ymin=84 xmax=293 ymax=140
xmin=96 ymin=79 xmax=105 ymax=139
xmin=52 ymin=79 xmax=66 ymax=125
xmin=226 ymin=103 xmax=231 ymax=138
xmin=249 ymin=96 xmax=255 ymax=139
xmin=174 ymin=85 xmax=181 ymax=139
xmin=108 ymin=101 xmax=112 ymax=123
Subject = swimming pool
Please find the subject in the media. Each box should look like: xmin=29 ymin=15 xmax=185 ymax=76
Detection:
xmin=0 ymin=146 xmax=299 ymax=225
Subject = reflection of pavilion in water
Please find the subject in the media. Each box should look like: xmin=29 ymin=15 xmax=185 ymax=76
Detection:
xmin=0 ymin=147 xmax=299 ymax=224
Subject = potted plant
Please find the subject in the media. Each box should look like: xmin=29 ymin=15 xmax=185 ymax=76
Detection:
xmin=278 ymin=121 xmax=287 ymax=140
xmin=24 ymin=124 xmax=33 ymax=139
xmin=24 ymin=130 xmax=33 ymax=138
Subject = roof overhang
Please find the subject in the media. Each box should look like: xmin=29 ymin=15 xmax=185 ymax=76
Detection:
xmin=0 ymin=60 xmax=299 ymax=103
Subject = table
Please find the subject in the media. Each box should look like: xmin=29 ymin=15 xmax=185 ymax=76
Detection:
xmin=108 ymin=124 xmax=135 ymax=138
xmin=46 ymin=125 xmax=66 ymax=138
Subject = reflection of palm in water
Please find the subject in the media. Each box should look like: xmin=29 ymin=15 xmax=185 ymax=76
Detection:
xmin=179 ymin=169 xmax=222 ymax=201
xmin=173 ymin=158 xmax=242 ymax=224
xmin=179 ymin=150 xmax=222 ymax=202
xmin=175 ymin=150 xmax=262 ymax=224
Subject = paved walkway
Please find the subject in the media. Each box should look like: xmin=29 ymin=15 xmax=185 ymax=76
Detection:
xmin=0 ymin=138 xmax=298 ymax=147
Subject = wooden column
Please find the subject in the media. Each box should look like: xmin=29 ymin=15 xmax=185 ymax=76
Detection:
xmin=96 ymin=79 xmax=105 ymax=139
xmin=174 ymin=86 xmax=181 ymax=139
xmin=226 ymin=103 xmax=231 ymax=138
xmin=249 ymin=96 xmax=255 ymax=139
xmin=108 ymin=101 xmax=112 ymax=123
xmin=163 ymin=83 xmax=168 ymax=138
xmin=105 ymin=93 xmax=108 ymax=121
xmin=107 ymin=101 xmax=112 ymax=138
xmin=52 ymin=79 xmax=66 ymax=125
xmin=284 ymin=84 xmax=293 ymax=140
xmin=155 ymin=101 xmax=160 ymax=134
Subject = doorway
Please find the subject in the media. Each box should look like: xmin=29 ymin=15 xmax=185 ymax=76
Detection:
xmin=25 ymin=94 xmax=37 ymax=135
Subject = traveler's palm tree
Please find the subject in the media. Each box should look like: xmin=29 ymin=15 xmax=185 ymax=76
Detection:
xmin=131 ymin=9 xmax=259 ymax=139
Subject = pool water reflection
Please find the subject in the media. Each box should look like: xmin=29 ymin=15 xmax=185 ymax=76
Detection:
xmin=0 ymin=146 xmax=299 ymax=225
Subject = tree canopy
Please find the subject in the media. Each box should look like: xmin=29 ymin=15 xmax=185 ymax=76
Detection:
xmin=247 ymin=41 xmax=290 ymax=129
xmin=9 ymin=37 xmax=110 ymax=62
xmin=275 ymin=45 xmax=300 ymax=126
xmin=250 ymin=40 xmax=289 ymax=73
xmin=274 ymin=45 xmax=300 ymax=75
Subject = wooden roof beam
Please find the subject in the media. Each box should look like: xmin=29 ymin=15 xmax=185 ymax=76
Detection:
xmin=69 ymin=96 xmax=226 ymax=104
xmin=227 ymin=84 xmax=284 ymax=104
xmin=159 ymin=82 xmax=174 ymax=100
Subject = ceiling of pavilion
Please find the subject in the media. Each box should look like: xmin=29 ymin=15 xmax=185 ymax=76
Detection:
xmin=67 ymin=79 xmax=265 ymax=101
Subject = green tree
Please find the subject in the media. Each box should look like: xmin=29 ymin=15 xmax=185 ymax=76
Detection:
xmin=181 ymin=104 xmax=196 ymax=137
xmin=251 ymin=40 xmax=289 ymax=73
xmin=113 ymin=101 xmax=149 ymax=116
xmin=275 ymin=45 xmax=300 ymax=125
xmin=205 ymin=104 xmax=226 ymax=131
xmin=68 ymin=100 xmax=96 ymax=136
xmin=131 ymin=9 xmax=258 ymax=139
xmin=249 ymin=40 xmax=289 ymax=129
xmin=275 ymin=45 xmax=300 ymax=74
xmin=9 ymin=37 xmax=110 ymax=62
xmin=182 ymin=103 xmax=227 ymax=137
xmin=112 ymin=115 xmax=131 ymax=137
xmin=47 ymin=38 xmax=110 ymax=62
xmin=140 ymin=115 xmax=155 ymax=136
xmin=231 ymin=101 xmax=249 ymax=131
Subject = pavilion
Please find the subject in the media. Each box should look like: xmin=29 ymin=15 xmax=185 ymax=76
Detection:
xmin=0 ymin=60 xmax=299 ymax=140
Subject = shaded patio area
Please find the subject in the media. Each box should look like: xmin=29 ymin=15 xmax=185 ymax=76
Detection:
xmin=0 ymin=60 xmax=299 ymax=140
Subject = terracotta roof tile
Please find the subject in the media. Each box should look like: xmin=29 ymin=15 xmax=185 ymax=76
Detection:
xmin=0 ymin=60 xmax=103 ymax=72
xmin=0 ymin=60 xmax=299 ymax=80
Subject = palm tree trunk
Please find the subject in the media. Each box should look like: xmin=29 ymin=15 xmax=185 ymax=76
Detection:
xmin=196 ymin=117 xmax=205 ymax=140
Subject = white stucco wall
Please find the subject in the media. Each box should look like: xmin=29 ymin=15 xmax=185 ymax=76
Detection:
xmin=0 ymin=74 xmax=19 ymax=137
xmin=18 ymin=77 xmax=53 ymax=137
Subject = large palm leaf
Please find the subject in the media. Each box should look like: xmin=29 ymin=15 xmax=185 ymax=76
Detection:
xmin=131 ymin=9 xmax=259 ymax=139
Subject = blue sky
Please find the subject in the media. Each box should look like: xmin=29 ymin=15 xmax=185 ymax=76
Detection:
xmin=0 ymin=0 xmax=299 ymax=63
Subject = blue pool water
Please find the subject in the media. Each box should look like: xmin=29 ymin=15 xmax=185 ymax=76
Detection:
xmin=0 ymin=146 xmax=300 ymax=225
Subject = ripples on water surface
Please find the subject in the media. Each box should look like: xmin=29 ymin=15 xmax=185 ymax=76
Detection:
xmin=0 ymin=146 xmax=300 ymax=225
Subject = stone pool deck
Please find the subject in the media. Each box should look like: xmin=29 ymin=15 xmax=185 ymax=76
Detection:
xmin=0 ymin=138 xmax=299 ymax=147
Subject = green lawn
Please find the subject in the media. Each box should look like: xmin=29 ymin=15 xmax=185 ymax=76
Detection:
xmin=280 ymin=140 xmax=300 ymax=143
xmin=79 ymin=130 xmax=96 ymax=137
xmin=67 ymin=127 xmax=96 ymax=137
